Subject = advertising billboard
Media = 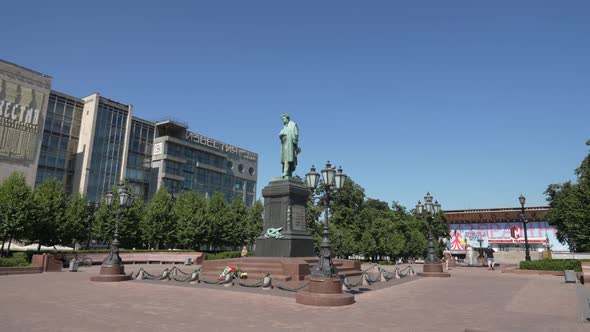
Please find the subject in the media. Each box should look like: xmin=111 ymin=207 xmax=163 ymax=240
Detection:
xmin=0 ymin=77 xmax=46 ymax=162
xmin=448 ymin=221 xmax=569 ymax=252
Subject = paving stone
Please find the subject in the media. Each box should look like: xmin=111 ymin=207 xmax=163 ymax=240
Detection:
xmin=0 ymin=263 xmax=587 ymax=331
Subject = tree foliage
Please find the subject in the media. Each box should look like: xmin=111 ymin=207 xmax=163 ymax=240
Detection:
xmin=207 ymin=192 xmax=231 ymax=251
xmin=243 ymin=199 xmax=263 ymax=246
xmin=31 ymin=178 xmax=68 ymax=249
xmin=545 ymin=140 xmax=590 ymax=251
xmin=141 ymin=187 xmax=174 ymax=249
xmin=307 ymin=176 xmax=431 ymax=262
xmin=227 ymin=194 xmax=248 ymax=248
xmin=94 ymin=184 xmax=145 ymax=249
xmin=63 ymin=194 xmax=90 ymax=248
xmin=0 ymin=173 xmax=32 ymax=254
xmin=174 ymin=190 xmax=208 ymax=249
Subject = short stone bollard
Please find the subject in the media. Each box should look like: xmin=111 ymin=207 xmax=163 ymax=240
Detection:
xmin=565 ymin=270 xmax=577 ymax=283
xmin=184 ymin=258 xmax=192 ymax=266
xmin=69 ymin=259 xmax=78 ymax=272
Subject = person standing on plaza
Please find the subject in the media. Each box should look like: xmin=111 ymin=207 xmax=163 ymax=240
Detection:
xmin=485 ymin=245 xmax=495 ymax=270
xmin=443 ymin=247 xmax=451 ymax=271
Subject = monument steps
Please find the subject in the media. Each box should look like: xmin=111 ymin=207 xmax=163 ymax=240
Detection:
xmin=200 ymin=271 xmax=293 ymax=282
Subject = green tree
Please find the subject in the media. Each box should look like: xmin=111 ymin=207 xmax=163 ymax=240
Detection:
xmin=207 ymin=192 xmax=231 ymax=251
xmin=0 ymin=173 xmax=32 ymax=255
xmin=228 ymin=194 xmax=248 ymax=248
xmin=120 ymin=197 xmax=144 ymax=249
xmin=94 ymin=185 xmax=145 ymax=249
xmin=63 ymin=194 xmax=90 ymax=248
xmin=545 ymin=140 xmax=590 ymax=251
xmin=31 ymin=178 xmax=68 ymax=250
xmin=93 ymin=199 xmax=115 ymax=245
xmin=141 ymin=187 xmax=175 ymax=249
xmin=243 ymin=200 xmax=263 ymax=247
xmin=405 ymin=227 xmax=428 ymax=259
xmin=174 ymin=190 xmax=208 ymax=249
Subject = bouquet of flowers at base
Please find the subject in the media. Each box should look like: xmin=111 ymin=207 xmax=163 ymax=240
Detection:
xmin=219 ymin=265 xmax=241 ymax=280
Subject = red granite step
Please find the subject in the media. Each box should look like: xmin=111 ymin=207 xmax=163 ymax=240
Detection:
xmin=200 ymin=271 xmax=292 ymax=282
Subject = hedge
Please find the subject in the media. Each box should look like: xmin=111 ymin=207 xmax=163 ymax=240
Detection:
xmin=7 ymin=249 xmax=251 ymax=263
xmin=519 ymin=259 xmax=582 ymax=272
xmin=8 ymin=249 xmax=202 ymax=262
xmin=0 ymin=252 xmax=30 ymax=267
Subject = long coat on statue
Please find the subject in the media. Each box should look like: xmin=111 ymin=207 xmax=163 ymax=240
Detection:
xmin=279 ymin=120 xmax=300 ymax=167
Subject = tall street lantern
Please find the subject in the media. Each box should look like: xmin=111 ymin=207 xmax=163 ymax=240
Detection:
xmin=297 ymin=161 xmax=355 ymax=306
xmin=519 ymin=195 xmax=531 ymax=261
xmin=305 ymin=161 xmax=345 ymax=277
xmin=90 ymin=182 xmax=135 ymax=282
xmin=415 ymin=192 xmax=450 ymax=277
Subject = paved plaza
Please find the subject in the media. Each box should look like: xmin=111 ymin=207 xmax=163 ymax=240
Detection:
xmin=0 ymin=264 xmax=586 ymax=332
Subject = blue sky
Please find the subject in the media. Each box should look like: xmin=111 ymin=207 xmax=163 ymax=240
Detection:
xmin=3 ymin=1 xmax=589 ymax=210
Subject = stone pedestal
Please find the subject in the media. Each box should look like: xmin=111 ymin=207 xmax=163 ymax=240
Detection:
xmin=90 ymin=264 xmax=132 ymax=282
xmin=295 ymin=276 xmax=355 ymax=306
xmin=254 ymin=179 xmax=315 ymax=257
xmin=417 ymin=263 xmax=451 ymax=278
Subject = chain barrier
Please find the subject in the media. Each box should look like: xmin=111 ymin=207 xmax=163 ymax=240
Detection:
xmin=132 ymin=264 xmax=417 ymax=292
xmin=134 ymin=268 xmax=171 ymax=281
xmin=341 ymin=264 xmax=416 ymax=290
xmin=273 ymin=277 xmax=309 ymax=292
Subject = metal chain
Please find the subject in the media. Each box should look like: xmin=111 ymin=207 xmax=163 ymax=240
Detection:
xmin=132 ymin=264 xmax=416 ymax=291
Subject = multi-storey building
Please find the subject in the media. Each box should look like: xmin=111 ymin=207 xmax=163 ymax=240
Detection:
xmin=0 ymin=59 xmax=258 ymax=205
xmin=152 ymin=121 xmax=258 ymax=206
xmin=35 ymin=91 xmax=83 ymax=194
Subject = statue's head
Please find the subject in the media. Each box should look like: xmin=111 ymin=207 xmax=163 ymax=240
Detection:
xmin=281 ymin=114 xmax=290 ymax=124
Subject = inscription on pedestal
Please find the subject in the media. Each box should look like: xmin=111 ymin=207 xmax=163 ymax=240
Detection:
xmin=292 ymin=205 xmax=306 ymax=231
xmin=255 ymin=179 xmax=315 ymax=257
xmin=269 ymin=202 xmax=281 ymax=228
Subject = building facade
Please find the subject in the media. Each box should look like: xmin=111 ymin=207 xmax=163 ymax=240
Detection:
xmin=35 ymin=91 xmax=83 ymax=194
xmin=445 ymin=206 xmax=569 ymax=254
xmin=1 ymin=59 xmax=258 ymax=206
xmin=0 ymin=60 xmax=52 ymax=186
xmin=152 ymin=121 xmax=258 ymax=206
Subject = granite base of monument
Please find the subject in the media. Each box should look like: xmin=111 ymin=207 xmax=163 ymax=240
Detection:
xmin=296 ymin=276 xmax=355 ymax=306
xmin=254 ymin=178 xmax=315 ymax=258
xmin=90 ymin=265 xmax=133 ymax=282
xmin=417 ymin=263 xmax=451 ymax=278
xmin=200 ymin=257 xmax=362 ymax=282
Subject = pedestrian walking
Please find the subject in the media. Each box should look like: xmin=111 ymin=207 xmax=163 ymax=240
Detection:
xmin=443 ymin=247 xmax=451 ymax=271
xmin=485 ymin=245 xmax=495 ymax=270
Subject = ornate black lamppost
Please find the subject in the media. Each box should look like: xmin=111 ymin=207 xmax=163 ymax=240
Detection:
xmin=90 ymin=183 xmax=134 ymax=282
xmin=296 ymin=161 xmax=355 ymax=306
xmin=415 ymin=193 xmax=450 ymax=277
xmin=305 ymin=162 xmax=346 ymax=277
xmin=519 ymin=195 xmax=531 ymax=261
xmin=477 ymin=238 xmax=484 ymax=258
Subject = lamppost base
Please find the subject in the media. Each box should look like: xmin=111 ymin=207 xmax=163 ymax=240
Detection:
xmin=90 ymin=264 xmax=132 ymax=282
xmin=417 ymin=263 xmax=451 ymax=278
xmin=295 ymin=276 xmax=355 ymax=306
